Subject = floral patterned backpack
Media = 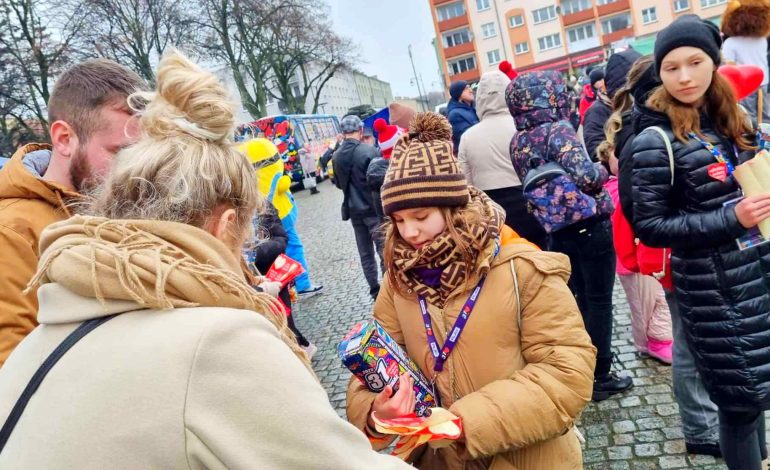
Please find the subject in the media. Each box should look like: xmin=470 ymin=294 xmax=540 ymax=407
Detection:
xmin=519 ymin=123 xmax=598 ymax=233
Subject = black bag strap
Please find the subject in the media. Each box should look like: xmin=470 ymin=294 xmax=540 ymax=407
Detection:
xmin=0 ymin=314 xmax=117 ymax=452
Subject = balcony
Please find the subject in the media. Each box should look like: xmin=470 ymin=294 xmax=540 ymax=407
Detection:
xmin=444 ymin=42 xmax=475 ymax=59
xmin=597 ymin=0 xmax=630 ymax=16
xmin=562 ymin=8 xmax=596 ymax=27
xmin=438 ymin=13 xmax=469 ymax=32
xmin=567 ymin=36 xmax=601 ymax=54
xmin=449 ymin=68 xmax=480 ymax=83
xmin=432 ymin=0 xmax=457 ymax=5
xmin=602 ymin=27 xmax=634 ymax=45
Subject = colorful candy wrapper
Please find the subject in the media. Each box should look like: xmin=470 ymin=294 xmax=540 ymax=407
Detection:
xmin=759 ymin=123 xmax=770 ymax=151
xmin=339 ymin=321 xmax=438 ymax=416
xmin=265 ymin=254 xmax=304 ymax=287
xmin=372 ymin=408 xmax=463 ymax=460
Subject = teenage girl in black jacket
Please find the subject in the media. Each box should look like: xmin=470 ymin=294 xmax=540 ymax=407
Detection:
xmin=631 ymin=16 xmax=770 ymax=469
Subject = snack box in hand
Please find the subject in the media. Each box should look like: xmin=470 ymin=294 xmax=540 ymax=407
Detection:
xmin=339 ymin=321 xmax=438 ymax=417
xmin=265 ymin=254 xmax=304 ymax=287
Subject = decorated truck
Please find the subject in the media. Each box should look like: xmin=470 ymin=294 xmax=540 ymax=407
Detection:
xmin=236 ymin=114 xmax=340 ymax=187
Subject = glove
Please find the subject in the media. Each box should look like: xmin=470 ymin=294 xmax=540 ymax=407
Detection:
xmin=256 ymin=280 xmax=282 ymax=298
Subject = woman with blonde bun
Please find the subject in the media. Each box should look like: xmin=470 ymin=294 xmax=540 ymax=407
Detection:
xmin=0 ymin=51 xmax=410 ymax=469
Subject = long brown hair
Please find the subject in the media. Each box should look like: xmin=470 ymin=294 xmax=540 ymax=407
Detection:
xmin=383 ymin=205 xmax=484 ymax=297
xmin=647 ymin=70 xmax=754 ymax=150
xmin=596 ymin=56 xmax=654 ymax=162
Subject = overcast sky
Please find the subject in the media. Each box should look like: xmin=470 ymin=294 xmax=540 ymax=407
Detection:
xmin=325 ymin=0 xmax=444 ymax=97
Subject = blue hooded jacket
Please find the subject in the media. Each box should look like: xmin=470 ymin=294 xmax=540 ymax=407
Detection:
xmin=446 ymin=99 xmax=479 ymax=154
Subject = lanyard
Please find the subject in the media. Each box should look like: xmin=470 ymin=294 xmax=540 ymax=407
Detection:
xmin=688 ymin=132 xmax=735 ymax=174
xmin=418 ymin=276 xmax=486 ymax=374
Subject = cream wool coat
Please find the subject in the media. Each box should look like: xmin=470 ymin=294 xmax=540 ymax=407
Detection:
xmin=347 ymin=243 xmax=597 ymax=469
xmin=0 ymin=283 xmax=411 ymax=469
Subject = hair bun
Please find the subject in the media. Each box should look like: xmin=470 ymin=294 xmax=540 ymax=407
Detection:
xmin=139 ymin=50 xmax=235 ymax=143
xmin=408 ymin=112 xmax=452 ymax=143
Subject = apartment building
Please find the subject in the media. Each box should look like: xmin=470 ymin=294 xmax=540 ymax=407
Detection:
xmin=429 ymin=0 xmax=729 ymax=87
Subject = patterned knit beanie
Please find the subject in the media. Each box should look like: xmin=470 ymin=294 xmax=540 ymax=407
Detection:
xmin=380 ymin=112 xmax=470 ymax=216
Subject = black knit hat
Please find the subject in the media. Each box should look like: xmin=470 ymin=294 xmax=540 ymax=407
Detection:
xmin=654 ymin=14 xmax=722 ymax=76
xmin=589 ymin=68 xmax=605 ymax=88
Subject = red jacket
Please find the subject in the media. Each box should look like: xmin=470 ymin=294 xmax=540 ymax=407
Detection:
xmin=578 ymin=84 xmax=595 ymax=125
xmin=612 ymin=205 xmax=673 ymax=290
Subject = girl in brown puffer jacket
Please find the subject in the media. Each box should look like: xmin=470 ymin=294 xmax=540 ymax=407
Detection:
xmin=345 ymin=112 xmax=597 ymax=470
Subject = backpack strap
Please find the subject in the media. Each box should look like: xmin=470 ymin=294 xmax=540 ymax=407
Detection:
xmin=0 ymin=315 xmax=117 ymax=452
xmin=647 ymin=126 xmax=675 ymax=186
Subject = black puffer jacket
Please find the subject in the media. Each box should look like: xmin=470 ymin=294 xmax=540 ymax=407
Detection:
xmin=631 ymin=114 xmax=770 ymax=411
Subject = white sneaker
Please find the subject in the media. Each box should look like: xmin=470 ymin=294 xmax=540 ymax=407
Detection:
xmin=301 ymin=343 xmax=318 ymax=359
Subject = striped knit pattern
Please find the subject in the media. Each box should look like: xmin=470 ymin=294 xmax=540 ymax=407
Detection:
xmin=381 ymin=137 xmax=469 ymax=215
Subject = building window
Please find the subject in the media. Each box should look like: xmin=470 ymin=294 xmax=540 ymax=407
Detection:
xmin=561 ymin=0 xmax=592 ymax=15
xmin=597 ymin=0 xmax=618 ymax=4
xmin=642 ymin=7 xmax=657 ymax=24
xmin=673 ymin=0 xmax=690 ymax=10
xmin=532 ymin=6 xmax=557 ymax=24
xmin=567 ymin=23 xmax=595 ymax=43
xmin=476 ymin=0 xmax=491 ymax=11
xmin=481 ymin=22 xmax=497 ymax=38
xmin=487 ymin=49 xmax=502 ymax=65
xmin=514 ymin=42 xmax=530 ymax=54
xmin=443 ymin=28 xmax=471 ymax=48
xmin=537 ymin=33 xmax=562 ymax=51
xmin=448 ymin=56 xmax=476 ymax=75
xmin=509 ymin=14 xmax=524 ymax=27
xmin=700 ymin=0 xmax=725 ymax=7
xmin=436 ymin=1 xmax=465 ymax=21
xmin=601 ymin=13 xmax=631 ymax=34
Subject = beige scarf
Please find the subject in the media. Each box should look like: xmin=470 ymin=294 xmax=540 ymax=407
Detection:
xmin=29 ymin=215 xmax=311 ymax=370
xmin=391 ymin=188 xmax=504 ymax=308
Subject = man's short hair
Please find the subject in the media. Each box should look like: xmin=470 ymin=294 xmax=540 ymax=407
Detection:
xmin=47 ymin=59 xmax=146 ymax=142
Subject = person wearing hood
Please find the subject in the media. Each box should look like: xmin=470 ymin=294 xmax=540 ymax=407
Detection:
xmin=507 ymin=70 xmax=633 ymax=402
xmin=578 ymin=68 xmax=604 ymax=125
xmin=607 ymin=55 xmax=723 ymax=459
xmin=457 ymin=71 xmax=547 ymax=249
xmin=0 ymin=59 xmax=145 ymax=366
xmin=631 ymin=16 xmax=770 ymax=467
xmin=0 ymin=51 xmax=412 ymax=470
xmin=583 ymin=49 xmax=642 ymax=161
xmin=447 ymin=80 xmax=479 ymax=154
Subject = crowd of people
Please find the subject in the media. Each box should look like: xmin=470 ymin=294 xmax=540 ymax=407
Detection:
xmin=0 ymin=9 xmax=770 ymax=470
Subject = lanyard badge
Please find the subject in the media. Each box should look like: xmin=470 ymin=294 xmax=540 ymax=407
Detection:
xmin=689 ymin=132 xmax=735 ymax=182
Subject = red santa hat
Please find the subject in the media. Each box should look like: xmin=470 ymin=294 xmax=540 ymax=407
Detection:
xmin=499 ymin=60 xmax=518 ymax=81
xmin=373 ymin=118 xmax=402 ymax=159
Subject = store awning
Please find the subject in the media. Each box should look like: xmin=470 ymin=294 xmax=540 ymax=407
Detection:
xmin=630 ymin=36 xmax=656 ymax=56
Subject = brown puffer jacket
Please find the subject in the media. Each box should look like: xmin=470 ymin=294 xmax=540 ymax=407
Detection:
xmin=346 ymin=242 xmax=596 ymax=469
xmin=0 ymin=144 xmax=78 ymax=365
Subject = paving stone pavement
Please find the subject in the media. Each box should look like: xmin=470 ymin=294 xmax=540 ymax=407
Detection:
xmin=290 ymin=181 xmax=749 ymax=468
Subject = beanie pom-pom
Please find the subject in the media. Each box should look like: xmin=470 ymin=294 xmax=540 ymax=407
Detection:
xmin=408 ymin=112 xmax=452 ymax=143
xmin=373 ymin=118 xmax=387 ymax=133
xmin=499 ymin=61 xmax=518 ymax=80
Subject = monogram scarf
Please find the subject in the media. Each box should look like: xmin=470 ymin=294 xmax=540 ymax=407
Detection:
xmin=391 ymin=188 xmax=504 ymax=308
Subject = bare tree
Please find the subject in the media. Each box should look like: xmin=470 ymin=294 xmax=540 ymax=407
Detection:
xmin=80 ymin=0 xmax=198 ymax=83
xmin=195 ymin=0 xmax=279 ymax=119
xmin=265 ymin=1 xmax=356 ymax=115
xmin=0 ymin=0 xmax=88 ymax=139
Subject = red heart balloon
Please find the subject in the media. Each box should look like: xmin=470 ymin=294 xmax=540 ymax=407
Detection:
xmin=718 ymin=64 xmax=765 ymax=101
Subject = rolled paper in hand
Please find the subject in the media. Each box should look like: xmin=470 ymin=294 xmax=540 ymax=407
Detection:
xmin=734 ymin=151 xmax=770 ymax=238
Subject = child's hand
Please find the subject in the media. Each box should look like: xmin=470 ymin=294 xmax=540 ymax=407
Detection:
xmin=368 ymin=374 xmax=417 ymax=427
